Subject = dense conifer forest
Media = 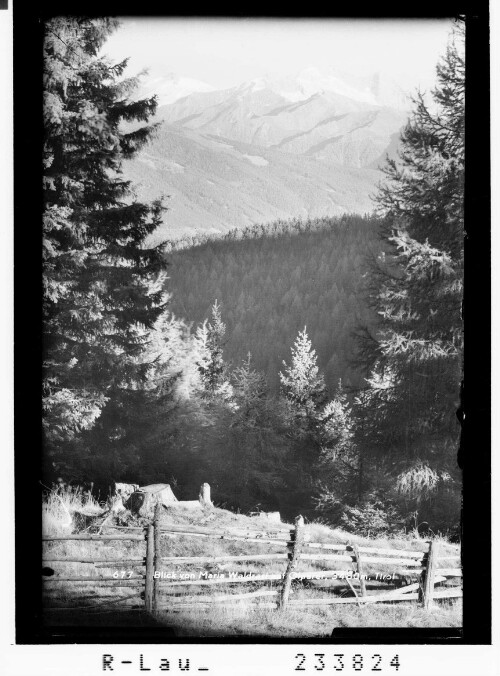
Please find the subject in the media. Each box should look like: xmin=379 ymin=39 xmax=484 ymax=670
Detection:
xmin=165 ymin=214 xmax=380 ymax=392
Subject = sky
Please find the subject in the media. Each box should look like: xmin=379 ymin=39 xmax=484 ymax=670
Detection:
xmin=104 ymin=17 xmax=455 ymax=93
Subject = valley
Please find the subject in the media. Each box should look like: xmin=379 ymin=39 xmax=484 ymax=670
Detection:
xmin=123 ymin=68 xmax=409 ymax=240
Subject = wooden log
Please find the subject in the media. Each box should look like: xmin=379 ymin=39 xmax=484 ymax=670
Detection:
xmin=157 ymin=574 xmax=284 ymax=587
xmin=435 ymin=568 xmax=462 ymax=577
xmin=356 ymin=546 xmax=428 ymax=557
xmin=295 ymin=553 xmax=351 ymax=561
xmin=94 ymin=561 xmax=145 ymax=568
xmin=297 ymin=554 xmax=354 ymax=562
xmin=299 ymin=553 xmax=423 ymax=566
xmin=303 ymin=542 xmax=427 ymax=557
xmin=44 ymin=606 xmax=144 ymax=614
xmin=288 ymin=570 xmax=423 ymax=580
xmin=42 ymin=534 xmax=144 ymax=541
xmin=291 ymin=570 xmax=358 ymax=579
xmin=90 ymin=607 xmax=145 ymax=614
xmin=160 ymin=523 xmax=291 ymax=540
xmin=102 ymin=526 xmax=145 ymax=531
xmin=379 ymin=578 xmax=442 ymax=597
xmin=42 ymin=591 xmax=141 ymax=599
xmin=45 ymin=593 xmax=142 ymax=611
xmin=174 ymin=522 xmax=293 ymax=536
xmin=352 ymin=545 xmax=366 ymax=597
xmin=144 ymin=524 xmax=155 ymax=613
xmin=165 ymin=602 xmax=278 ymax=610
xmin=153 ymin=504 xmax=161 ymax=614
xmin=299 ymin=569 xmax=424 ymax=585
xmin=432 ymin=588 xmax=463 ymax=599
xmin=42 ymin=558 xmax=145 ymax=564
xmin=45 ymin=605 xmax=142 ymax=612
xmin=350 ymin=556 xmax=424 ymax=566
xmin=387 ymin=581 xmax=421 ymax=596
xmin=364 ymin=555 xmax=423 ymax=566
xmin=162 ymin=590 xmax=278 ymax=605
xmin=161 ymin=530 xmax=291 ymax=546
xmin=42 ymin=576 xmax=144 ymax=581
xmin=159 ymin=554 xmax=288 ymax=563
xmin=288 ymin=592 xmax=420 ymax=606
xmin=186 ymin=522 xmax=291 ymax=536
xmin=422 ymin=540 xmax=438 ymax=610
xmin=388 ymin=575 xmax=447 ymax=596
xmin=293 ymin=553 xmax=424 ymax=565
xmin=42 ymin=580 xmax=144 ymax=587
xmin=303 ymin=542 xmax=431 ymax=555
xmin=279 ymin=515 xmax=304 ymax=610
xmin=302 ymin=543 xmax=349 ymax=551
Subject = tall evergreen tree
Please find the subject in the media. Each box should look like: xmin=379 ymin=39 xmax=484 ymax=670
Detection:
xmin=317 ymin=380 xmax=355 ymax=462
xmin=231 ymin=353 xmax=267 ymax=423
xmin=42 ymin=18 xmax=168 ymax=455
xmin=357 ymin=21 xmax=464 ymax=528
xmin=196 ymin=300 xmax=230 ymax=396
xmin=280 ymin=326 xmax=327 ymax=429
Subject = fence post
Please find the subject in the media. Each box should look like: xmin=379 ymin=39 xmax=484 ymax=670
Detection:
xmin=153 ymin=504 xmax=162 ymax=614
xmin=421 ymin=541 xmax=438 ymax=610
xmin=352 ymin=544 xmax=367 ymax=597
xmin=199 ymin=483 xmax=213 ymax=508
xmin=144 ymin=523 xmax=155 ymax=614
xmin=279 ymin=515 xmax=304 ymax=611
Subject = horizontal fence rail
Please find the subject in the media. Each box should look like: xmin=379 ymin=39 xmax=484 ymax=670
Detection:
xmin=42 ymin=504 xmax=461 ymax=616
xmin=43 ymin=534 xmax=144 ymax=541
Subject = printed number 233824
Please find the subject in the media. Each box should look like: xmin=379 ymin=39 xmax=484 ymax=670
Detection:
xmin=294 ymin=653 xmax=400 ymax=672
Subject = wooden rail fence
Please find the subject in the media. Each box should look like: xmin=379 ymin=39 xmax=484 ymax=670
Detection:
xmin=42 ymin=507 xmax=462 ymax=615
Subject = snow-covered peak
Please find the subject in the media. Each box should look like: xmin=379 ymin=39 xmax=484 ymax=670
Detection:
xmin=234 ymin=68 xmax=381 ymax=106
xmin=141 ymin=73 xmax=215 ymax=105
xmin=295 ymin=67 xmax=379 ymax=105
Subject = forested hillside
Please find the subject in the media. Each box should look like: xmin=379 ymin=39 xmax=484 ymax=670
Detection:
xmin=166 ymin=214 xmax=380 ymax=392
xmin=122 ymin=126 xmax=381 ymax=240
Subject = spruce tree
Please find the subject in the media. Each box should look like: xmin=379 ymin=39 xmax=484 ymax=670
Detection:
xmin=42 ymin=18 xmax=168 ymax=453
xmin=231 ymin=353 xmax=267 ymax=423
xmin=317 ymin=380 xmax=355 ymax=461
xmin=280 ymin=327 xmax=327 ymax=426
xmin=196 ymin=300 xmax=230 ymax=396
xmin=357 ymin=21 xmax=464 ymax=528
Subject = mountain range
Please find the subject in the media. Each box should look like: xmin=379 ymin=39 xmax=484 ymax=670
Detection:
xmin=123 ymin=68 xmax=410 ymax=240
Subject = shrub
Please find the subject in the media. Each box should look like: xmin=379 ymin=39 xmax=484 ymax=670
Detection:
xmin=339 ymin=500 xmax=402 ymax=538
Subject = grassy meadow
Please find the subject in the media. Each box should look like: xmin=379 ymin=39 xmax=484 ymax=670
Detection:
xmin=41 ymin=485 xmax=462 ymax=637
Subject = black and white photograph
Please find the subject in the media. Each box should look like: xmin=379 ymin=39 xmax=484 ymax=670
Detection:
xmin=35 ymin=15 xmax=469 ymax=639
xmin=5 ymin=5 xmax=494 ymax=666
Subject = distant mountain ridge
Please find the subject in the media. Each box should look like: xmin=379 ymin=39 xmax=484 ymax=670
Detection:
xmin=124 ymin=67 xmax=410 ymax=239
xmin=138 ymin=72 xmax=216 ymax=106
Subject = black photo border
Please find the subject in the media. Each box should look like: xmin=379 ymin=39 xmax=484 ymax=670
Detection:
xmin=13 ymin=0 xmax=491 ymax=645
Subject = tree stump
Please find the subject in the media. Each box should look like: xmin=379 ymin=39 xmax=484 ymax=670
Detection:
xmin=139 ymin=484 xmax=178 ymax=505
xmin=125 ymin=484 xmax=178 ymax=518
